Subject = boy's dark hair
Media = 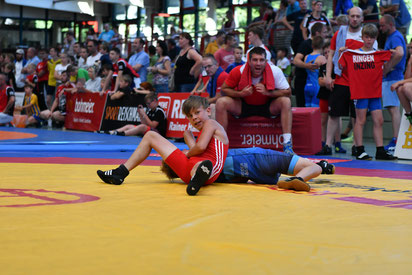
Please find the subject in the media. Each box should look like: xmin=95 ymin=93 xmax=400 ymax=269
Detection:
xmin=247 ymin=25 xmax=265 ymax=40
xmin=160 ymin=160 xmax=178 ymax=180
xmin=110 ymin=47 xmax=121 ymax=55
xmin=225 ymin=33 xmax=235 ymax=44
xmin=182 ymin=95 xmax=210 ymax=116
xmin=278 ymin=47 xmax=288 ymax=56
xmin=312 ymin=36 xmax=325 ymax=50
xmin=24 ymin=83 xmax=33 ymax=89
xmin=100 ymin=43 xmax=109 ymax=52
xmin=122 ymin=74 xmax=132 ymax=84
xmin=249 ymin=46 xmax=267 ymax=60
xmin=148 ymin=45 xmax=156 ymax=55
xmin=167 ymin=38 xmax=176 ymax=47
xmin=311 ymin=22 xmax=325 ymax=37
xmin=145 ymin=92 xmax=158 ymax=102
xmin=362 ymin=23 xmax=379 ymax=39
xmin=102 ymin=63 xmax=113 ymax=71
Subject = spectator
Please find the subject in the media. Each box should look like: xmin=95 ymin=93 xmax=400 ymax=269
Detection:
xmin=201 ymin=54 xmax=228 ymax=105
xmin=129 ymin=37 xmax=150 ymax=83
xmin=216 ymin=47 xmax=293 ymax=154
xmin=379 ymin=14 xmax=407 ymax=152
xmin=109 ymin=74 xmax=132 ymax=100
xmin=174 ymin=32 xmax=203 ymax=92
xmin=104 ymin=93 xmax=167 ymax=137
xmin=86 ymin=40 xmax=102 ymax=69
xmin=287 ymin=0 xmax=301 ymax=16
xmin=316 ymin=7 xmax=368 ymax=156
xmin=246 ymin=24 xmax=272 ymax=61
xmin=226 ymin=46 xmax=246 ymax=73
xmin=16 ymin=84 xmax=49 ymax=127
xmin=301 ymin=1 xmax=331 ymax=40
xmin=72 ymin=42 xmax=80 ymax=66
xmin=21 ymin=48 xmax=41 ymax=77
xmin=222 ymin=10 xmax=236 ymax=33
xmin=62 ymin=31 xmax=76 ymax=56
xmin=283 ymin=0 xmax=312 ymax=55
xmin=0 ymin=73 xmax=15 ymax=125
xmin=191 ymin=70 xmax=210 ymax=95
xmin=293 ymin=23 xmax=328 ymax=107
xmin=150 ymin=40 xmax=171 ymax=93
xmin=77 ymin=47 xmax=89 ymax=69
xmin=214 ymin=33 xmax=237 ymax=71
xmin=391 ymin=55 xmax=412 ymax=125
xmin=66 ymin=65 xmax=90 ymax=85
xmin=54 ymin=53 xmax=70 ymax=87
xmin=253 ymin=1 xmax=271 ymax=22
xmin=98 ymin=43 xmax=112 ymax=67
xmin=334 ymin=0 xmax=354 ymax=16
xmin=98 ymin=23 xmax=115 ymax=43
xmin=204 ymin=31 xmax=225 ymax=55
xmin=24 ymin=63 xmax=48 ymax=111
xmin=2 ymin=63 xmax=16 ymax=90
xmin=46 ymin=47 xmax=61 ymax=108
xmin=339 ymin=24 xmax=396 ymax=160
xmin=36 ymin=48 xmax=49 ymax=111
xmin=86 ymin=27 xmax=98 ymax=41
xmin=110 ymin=25 xmax=123 ymax=50
xmin=359 ymin=0 xmax=379 ymax=22
xmin=108 ymin=47 xmax=141 ymax=92
xmin=83 ymin=67 xmax=102 ymax=92
xmin=379 ymin=0 xmax=411 ymax=36
xmin=167 ymin=38 xmax=180 ymax=62
xmin=276 ymin=47 xmax=292 ymax=77
xmin=147 ymin=45 xmax=158 ymax=84
xmin=273 ymin=0 xmax=293 ymax=31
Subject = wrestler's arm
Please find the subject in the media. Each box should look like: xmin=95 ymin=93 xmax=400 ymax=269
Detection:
xmin=185 ymin=119 xmax=216 ymax=158
xmin=184 ymin=129 xmax=196 ymax=148
xmin=221 ymin=82 xmax=252 ymax=98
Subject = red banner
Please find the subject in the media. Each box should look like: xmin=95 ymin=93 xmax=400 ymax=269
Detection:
xmin=65 ymin=93 xmax=107 ymax=132
xmin=157 ymin=93 xmax=208 ymax=138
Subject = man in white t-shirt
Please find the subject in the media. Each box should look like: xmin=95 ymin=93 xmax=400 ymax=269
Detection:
xmin=86 ymin=40 xmax=102 ymax=68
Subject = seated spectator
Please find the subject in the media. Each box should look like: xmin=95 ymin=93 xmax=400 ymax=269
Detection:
xmin=103 ymin=93 xmax=167 ymax=137
xmin=214 ymin=33 xmax=237 ymax=71
xmin=204 ymin=31 xmax=225 ymax=55
xmin=276 ymin=47 xmax=292 ymax=77
xmin=109 ymin=74 xmax=132 ymax=100
xmin=216 ymin=47 xmax=294 ymax=154
xmin=304 ymin=36 xmax=326 ymax=107
xmin=0 ymin=73 xmax=15 ymax=125
xmin=150 ymin=40 xmax=171 ymax=93
xmin=82 ymin=66 xmax=102 ymax=93
xmin=16 ymin=84 xmax=49 ymax=127
xmin=226 ymin=46 xmax=245 ymax=73
xmin=44 ymin=71 xmax=74 ymax=127
xmin=133 ymin=81 xmax=155 ymax=95
xmin=86 ymin=40 xmax=102 ymax=69
xmin=98 ymin=43 xmax=111 ymax=67
xmin=201 ymin=54 xmax=228 ymax=104
xmin=109 ymin=47 xmax=141 ymax=92
xmin=191 ymin=69 xmax=210 ymax=95
xmin=66 ymin=65 xmax=90 ymax=85
xmin=390 ymin=54 xmax=412 ymax=125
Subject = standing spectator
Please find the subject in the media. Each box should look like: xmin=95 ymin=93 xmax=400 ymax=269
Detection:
xmin=46 ymin=47 xmax=61 ymax=108
xmin=226 ymin=46 xmax=245 ymax=73
xmin=334 ymin=0 xmax=354 ymax=16
xmin=151 ymin=40 xmax=171 ymax=93
xmin=2 ymin=63 xmax=16 ymax=90
xmin=287 ymin=0 xmax=301 ymax=16
xmin=77 ymin=47 xmax=89 ymax=69
xmin=214 ymin=34 xmax=237 ymax=71
xmin=276 ymin=47 xmax=292 ymax=77
xmin=54 ymin=53 xmax=70 ymax=87
xmin=202 ymin=54 xmax=228 ymax=104
xmin=253 ymin=1 xmax=271 ymax=22
xmin=304 ymin=36 xmax=326 ymax=107
xmin=379 ymin=14 xmax=407 ymax=152
xmin=379 ymin=0 xmax=411 ymax=36
xmin=129 ymin=37 xmax=150 ymax=83
xmin=167 ymin=38 xmax=180 ymax=62
xmin=72 ymin=42 xmax=80 ymax=66
xmin=109 ymin=47 xmax=141 ymax=92
xmin=36 ymin=48 xmax=49 ymax=111
xmin=21 ymin=48 xmax=41 ymax=84
xmin=359 ymin=0 xmax=379 ymax=22
xmin=293 ymin=23 xmax=328 ymax=107
xmin=86 ymin=40 xmax=102 ymax=68
xmin=86 ymin=27 xmax=98 ymax=41
xmin=222 ymin=10 xmax=236 ymax=33
xmin=174 ymin=32 xmax=203 ymax=92
xmin=246 ymin=24 xmax=272 ymax=61
xmin=98 ymin=24 xmax=115 ymax=43
xmin=283 ymin=0 xmax=312 ymax=55
xmin=110 ymin=26 xmax=123 ymax=50
xmin=99 ymin=43 xmax=112 ymax=67
xmin=216 ymin=47 xmax=294 ymax=154
xmin=62 ymin=31 xmax=76 ymax=56
xmin=0 ymin=73 xmax=15 ymax=125
xmin=301 ymin=1 xmax=331 ymax=40
xmin=204 ymin=31 xmax=225 ymax=55
xmin=147 ymin=45 xmax=158 ymax=84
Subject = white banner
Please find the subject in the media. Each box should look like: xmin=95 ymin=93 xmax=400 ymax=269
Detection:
xmin=394 ymin=109 xmax=412 ymax=160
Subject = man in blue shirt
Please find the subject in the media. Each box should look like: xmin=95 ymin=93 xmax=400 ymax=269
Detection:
xmin=128 ymin=37 xmax=150 ymax=83
xmin=380 ymin=14 xmax=407 ymax=152
xmin=380 ymin=0 xmax=411 ymax=35
xmin=98 ymin=24 xmax=115 ymax=43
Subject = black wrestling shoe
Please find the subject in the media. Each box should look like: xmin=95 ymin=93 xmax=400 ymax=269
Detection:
xmin=356 ymin=151 xmax=372 ymax=161
xmin=277 ymin=177 xmax=311 ymax=192
xmin=186 ymin=160 xmax=213 ymax=196
xmin=315 ymin=145 xmax=332 ymax=155
xmin=97 ymin=164 xmax=129 ymax=185
xmin=316 ymin=160 xmax=335 ymax=174
xmin=375 ymin=150 xmax=397 ymax=160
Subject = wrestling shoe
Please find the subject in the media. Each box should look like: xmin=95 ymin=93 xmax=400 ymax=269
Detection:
xmin=356 ymin=152 xmax=372 ymax=161
xmin=97 ymin=164 xmax=129 ymax=185
xmin=351 ymin=145 xmax=357 ymax=156
xmin=283 ymin=141 xmax=295 ymax=155
xmin=187 ymin=160 xmax=213 ymax=196
xmin=277 ymin=177 xmax=311 ymax=192
xmin=375 ymin=150 xmax=397 ymax=160
xmin=334 ymin=142 xmax=347 ymax=154
xmin=316 ymin=160 xmax=335 ymax=174
xmin=341 ymin=134 xmax=353 ymax=143
xmin=315 ymin=145 xmax=332 ymax=155
xmin=384 ymin=137 xmax=397 ymax=152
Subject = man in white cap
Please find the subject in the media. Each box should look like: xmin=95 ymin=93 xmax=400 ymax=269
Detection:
xmin=14 ymin=49 xmax=27 ymax=92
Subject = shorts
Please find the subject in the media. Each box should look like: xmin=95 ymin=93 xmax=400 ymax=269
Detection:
xmin=240 ymin=100 xmax=272 ymax=118
xmin=32 ymin=115 xmax=45 ymax=123
xmin=382 ymin=80 xmax=400 ymax=108
xmin=319 ymin=98 xmax=329 ymax=113
xmin=164 ymin=149 xmax=220 ymax=185
xmin=328 ymin=84 xmax=356 ymax=118
xmin=354 ymin=98 xmax=382 ymax=112
xmin=46 ymin=85 xmax=56 ymax=96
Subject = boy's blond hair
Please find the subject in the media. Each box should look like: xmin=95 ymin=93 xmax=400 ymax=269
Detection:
xmin=362 ymin=24 xmax=379 ymax=39
xmin=182 ymin=95 xmax=209 ymax=116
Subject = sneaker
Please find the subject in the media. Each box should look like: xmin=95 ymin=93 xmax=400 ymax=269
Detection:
xmin=317 ymin=160 xmax=335 ymax=174
xmin=315 ymin=145 xmax=332 ymax=155
xmin=277 ymin=177 xmax=311 ymax=192
xmin=283 ymin=141 xmax=295 ymax=155
xmin=356 ymin=152 xmax=372 ymax=161
xmin=375 ymin=150 xmax=397 ymax=160
xmin=341 ymin=134 xmax=353 ymax=143
xmin=384 ymin=137 xmax=397 ymax=152
xmin=97 ymin=164 xmax=129 ymax=185
xmin=187 ymin=160 xmax=213 ymax=196
xmin=334 ymin=142 xmax=347 ymax=154
xmin=351 ymin=145 xmax=357 ymax=156
xmin=405 ymin=113 xmax=412 ymax=125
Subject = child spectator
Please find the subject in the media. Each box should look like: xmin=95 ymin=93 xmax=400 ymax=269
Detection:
xmin=36 ymin=48 xmax=49 ymax=109
xmin=47 ymin=47 xmax=61 ymax=108
xmin=109 ymin=74 xmax=132 ymax=100
xmin=2 ymin=63 xmax=16 ymax=90
xmin=17 ymin=84 xmax=49 ymax=127
xmin=276 ymin=47 xmax=291 ymax=77
xmin=304 ymin=36 xmax=326 ymax=107
xmin=54 ymin=53 xmax=70 ymax=87
xmin=105 ymin=92 xmax=167 ymax=137
xmin=225 ymin=46 xmax=245 ymax=73
xmin=25 ymin=63 xmax=47 ymax=111
xmin=338 ymin=24 xmax=396 ymax=160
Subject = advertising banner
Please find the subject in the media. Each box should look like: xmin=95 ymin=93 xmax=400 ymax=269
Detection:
xmin=394 ymin=109 xmax=412 ymax=160
xmin=65 ymin=92 xmax=107 ymax=132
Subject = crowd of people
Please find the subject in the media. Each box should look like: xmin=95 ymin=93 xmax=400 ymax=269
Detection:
xmin=1 ymin=0 xmax=412 ymax=165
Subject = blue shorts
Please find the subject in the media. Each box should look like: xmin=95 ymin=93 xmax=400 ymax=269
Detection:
xmin=222 ymin=147 xmax=300 ymax=185
xmin=32 ymin=115 xmax=45 ymax=123
xmin=353 ymin=98 xmax=382 ymax=112
xmin=382 ymin=80 xmax=400 ymax=108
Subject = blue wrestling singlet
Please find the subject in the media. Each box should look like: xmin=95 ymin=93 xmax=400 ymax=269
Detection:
xmin=221 ymin=147 xmax=300 ymax=184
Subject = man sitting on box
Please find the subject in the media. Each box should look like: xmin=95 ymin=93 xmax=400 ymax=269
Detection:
xmin=215 ymin=47 xmax=294 ymax=154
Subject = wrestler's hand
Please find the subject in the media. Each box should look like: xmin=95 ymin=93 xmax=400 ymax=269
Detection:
xmin=255 ymin=83 xmax=270 ymax=96
xmin=182 ymin=149 xmax=189 ymax=156
xmin=391 ymin=82 xmax=402 ymax=91
xmin=240 ymin=85 xmax=253 ymax=97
